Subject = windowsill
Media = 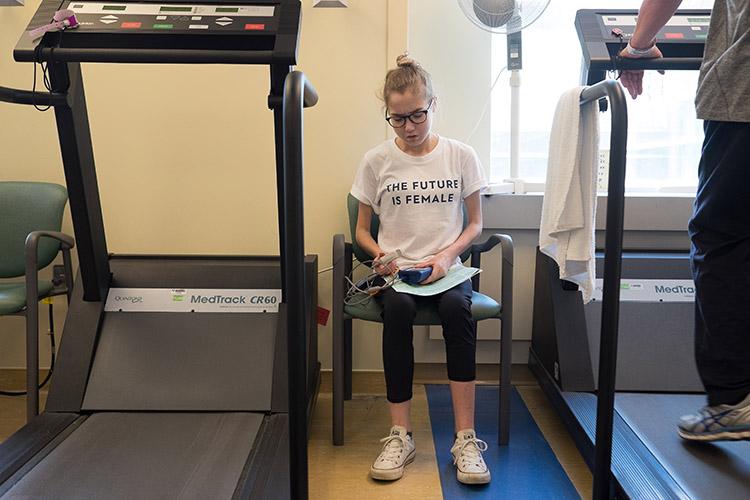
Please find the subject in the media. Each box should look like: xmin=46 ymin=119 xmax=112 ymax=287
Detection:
xmin=482 ymin=191 xmax=694 ymax=232
xmin=515 ymin=191 xmax=695 ymax=198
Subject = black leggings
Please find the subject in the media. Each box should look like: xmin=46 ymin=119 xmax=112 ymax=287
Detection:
xmin=377 ymin=279 xmax=475 ymax=403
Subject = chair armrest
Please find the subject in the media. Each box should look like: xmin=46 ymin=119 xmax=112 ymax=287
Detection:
xmin=469 ymin=234 xmax=514 ymax=292
xmin=25 ymin=230 xmax=76 ymax=300
xmin=332 ymin=233 xmax=354 ymax=304
xmin=26 ymin=231 xmax=75 ymax=252
xmin=470 ymin=233 xmax=513 ymax=266
xmin=494 ymin=235 xmax=514 ymax=328
xmin=23 ymin=230 xmax=75 ymax=422
xmin=25 ymin=231 xmax=76 ymax=291
xmin=333 ymin=234 xmax=347 ymax=306
xmin=486 ymin=235 xmax=512 ymax=321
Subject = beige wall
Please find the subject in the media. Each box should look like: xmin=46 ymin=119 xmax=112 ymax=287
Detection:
xmin=0 ymin=0 xmax=401 ymax=368
xmin=0 ymin=1 xmax=693 ymax=373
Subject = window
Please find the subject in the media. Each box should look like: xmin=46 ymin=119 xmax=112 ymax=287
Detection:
xmin=489 ymin=0 xmax=713 ymax=192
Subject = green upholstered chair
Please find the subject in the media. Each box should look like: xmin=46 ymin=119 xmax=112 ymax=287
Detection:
xmin=332 ymin=193 xmax=513 ymax=445
xmin=0 ymin=182 xmax=74 ymax=421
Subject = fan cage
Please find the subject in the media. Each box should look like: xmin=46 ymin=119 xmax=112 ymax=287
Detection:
xmin=457 ymin=0 xmax=550 ymax=34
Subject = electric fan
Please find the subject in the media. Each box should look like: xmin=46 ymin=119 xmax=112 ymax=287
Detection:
xmin=457 ymin=0 xmax=550 ymax=34
xmin=458 ymin=0 xmax=551 ymax=193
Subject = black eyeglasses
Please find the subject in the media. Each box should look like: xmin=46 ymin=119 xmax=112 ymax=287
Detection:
xmin=385 ymin=99 xmax=434 ymax=128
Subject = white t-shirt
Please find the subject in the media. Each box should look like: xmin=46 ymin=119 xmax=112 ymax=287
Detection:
xmin=350 ymin=136 xmax=487 ymax=268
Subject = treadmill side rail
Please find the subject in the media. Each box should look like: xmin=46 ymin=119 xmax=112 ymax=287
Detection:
xmin=0 ymin=413 xmax=82 ymax=488
xmin=529 ymin=351 xmax=690 ymax=500
xmin=233 ymin=414 xmax=290 ymax=500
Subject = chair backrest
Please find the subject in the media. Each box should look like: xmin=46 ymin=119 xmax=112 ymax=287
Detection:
xmin=346 ymin=193 xmax=470 ymax=264
xmin=0 ymin=182 xmax=69 ymax=278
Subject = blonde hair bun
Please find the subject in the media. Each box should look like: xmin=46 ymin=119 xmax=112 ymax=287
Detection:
xmin=396 ymin=53 xmax=418 ymax=68
xmin=382 ymin=53 xmax=434 ymax=104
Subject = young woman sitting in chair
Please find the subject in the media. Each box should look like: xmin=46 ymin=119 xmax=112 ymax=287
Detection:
xmin=350 ymin=54 xmax=490 ymax=485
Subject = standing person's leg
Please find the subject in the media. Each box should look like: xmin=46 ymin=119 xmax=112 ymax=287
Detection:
xmin=370 ymin=288 xmax=417 ymax=480
xmin=680 ymin=120 xmax=750 ymax=441
xmin=438 ymin=280 xmax=490 ymax=484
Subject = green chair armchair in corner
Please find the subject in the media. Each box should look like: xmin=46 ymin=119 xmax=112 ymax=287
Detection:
xmin=331 ymin=193 xmax=513 ymax=446
xmin=0 ymin=181 xmax=75 ymax=422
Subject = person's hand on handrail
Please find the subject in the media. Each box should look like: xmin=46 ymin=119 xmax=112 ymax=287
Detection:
xmin=617 ymin=0 xmax=683 ymax=99
xmin=618 ymin=41 xmax=663 ymax=99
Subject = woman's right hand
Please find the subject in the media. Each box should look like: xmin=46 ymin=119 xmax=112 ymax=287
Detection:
xmin=372 ymin=252 xmax=398 ymax=276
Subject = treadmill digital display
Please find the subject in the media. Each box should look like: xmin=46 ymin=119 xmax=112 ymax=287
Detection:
xmin=602 ymin=14 xmax=709 ymax=27
xmin=67 ymin=2 xmax=276 ymax=19
xmin=160 ymin=6 xmax=192 ymax=12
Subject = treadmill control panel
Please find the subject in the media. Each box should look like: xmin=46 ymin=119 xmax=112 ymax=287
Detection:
xmin=576 ymin=9 xmax=710 ymax=85
xmin=15 ymin=0 xmax=297 ymax=65
xmin=66 ymin=1 xmax=275 ymax=33
xmin=599 ymin=13 xmax=710 ymax=41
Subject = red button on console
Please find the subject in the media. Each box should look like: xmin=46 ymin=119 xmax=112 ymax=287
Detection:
xmin=245 ymin=23 xmax=265 ymax=30
xmin=121 ymin=22 xmax=142 ymax=29
xmin=664 ymin=32 xmax=684 ymax=39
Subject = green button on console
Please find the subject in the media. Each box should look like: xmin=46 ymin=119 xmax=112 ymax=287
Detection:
xmin=153 ymin=24 xmax=174 ymax=29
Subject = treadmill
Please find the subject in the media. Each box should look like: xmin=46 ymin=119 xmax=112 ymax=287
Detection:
xmin=0 ymin=1 xmax=318 ymax=499
xmin=531 ymin=9 xmax=750 ymax=500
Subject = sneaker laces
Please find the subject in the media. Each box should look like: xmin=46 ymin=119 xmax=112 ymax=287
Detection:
xmin=377 ymin=434 xmax=408 ymax=466
xmin=453 ymin=437 xmax=488 ymax=467
xmin=697 ymin=404 xmax=736 ymax=428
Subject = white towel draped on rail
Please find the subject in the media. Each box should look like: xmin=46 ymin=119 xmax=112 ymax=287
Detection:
xmin=539 ymin=86 xmax=600 ymax=303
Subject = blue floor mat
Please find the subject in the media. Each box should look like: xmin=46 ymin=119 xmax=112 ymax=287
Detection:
xmin=426 ymin=385 xmax=579 ymax=499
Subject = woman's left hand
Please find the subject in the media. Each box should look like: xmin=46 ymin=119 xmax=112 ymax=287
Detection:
xmin=414 ymin=252 xmax=453 ymax=284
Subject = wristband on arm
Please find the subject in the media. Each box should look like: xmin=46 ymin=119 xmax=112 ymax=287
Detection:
xmin=623 ymin=41 xmax=659 ymax=57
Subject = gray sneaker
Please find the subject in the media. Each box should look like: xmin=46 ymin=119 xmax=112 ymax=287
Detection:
xmin=370 ymin=425 xmax=416 ymax=481
xmin=678 ymin=393 xmax=750 ymax=441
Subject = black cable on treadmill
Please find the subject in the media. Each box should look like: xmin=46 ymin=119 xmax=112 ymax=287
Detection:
xmin=610 ymin=28 xmax=626 ymax=80
xmin=31 ymin=2 xmax=70 ymax=112
xmin=31 ymin=44 xmax=52 ymax=112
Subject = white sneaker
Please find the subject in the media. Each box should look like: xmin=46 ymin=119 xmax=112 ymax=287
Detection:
xmin=370 ymin=425 xmax=416 ymax=481
xmin=450 ymin=429 xmax=491 ymax=484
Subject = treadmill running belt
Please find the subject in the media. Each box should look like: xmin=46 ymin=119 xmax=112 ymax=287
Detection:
xmin=616 ymin=393 xmax=750 ymax=500
xmin=1 ymin=412 xmax=263 ymax=499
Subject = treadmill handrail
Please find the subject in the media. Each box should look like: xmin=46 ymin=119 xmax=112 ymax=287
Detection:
xmin=580 ymin=79 xmax=630 ymax=500
xmin=612 ymin=58 xmax=704 ymax=71
xmin=282 ymin=70 xmax=316 ymax=500
xmin=0 ymin=85 xmax=67 ymax=107
xmin=14 ymin=48 xmax=277 ymax=65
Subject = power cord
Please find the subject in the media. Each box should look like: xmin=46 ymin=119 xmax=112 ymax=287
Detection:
xmin=31 ymin=49 xmax=54 ymax=112
xmin=344 ymin=259 xmax=401 ymax=306
xmin=0 ymin=302 xmax=57 ymax=396
xmin=31 ymin=3 xmax=70 ymax=112
xmin=464 ymin=65 xmax=508 ymax=143
xmin=610 ymin=28 xmax=626 ymax=80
